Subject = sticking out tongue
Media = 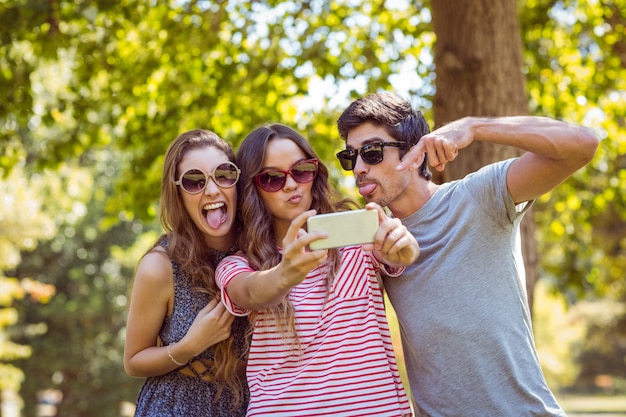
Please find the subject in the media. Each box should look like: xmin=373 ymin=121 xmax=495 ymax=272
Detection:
xmin=206 ymin=208 xmax=224 ymax=229
xmin=358 ymin=183 xmax=377 ymax=197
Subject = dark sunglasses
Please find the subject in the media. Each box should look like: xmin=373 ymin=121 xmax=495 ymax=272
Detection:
xmin=336 ymin=142 xmax=407 ymax=171
xmin=254 ymin=159 xmax=319 ymax=192
xmin=175 ymin=161 xmax=240 ymax=194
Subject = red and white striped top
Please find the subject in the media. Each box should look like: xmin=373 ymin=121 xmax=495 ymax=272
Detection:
xmin=216 ymin=246 xmax=412 ymax=417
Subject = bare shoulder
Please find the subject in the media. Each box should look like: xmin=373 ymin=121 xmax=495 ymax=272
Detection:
xmin=134 ymin=248 xmax=174 ymax=289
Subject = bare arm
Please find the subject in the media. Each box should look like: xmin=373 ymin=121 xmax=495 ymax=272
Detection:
xmin=485 ymin=117 xmax=599 ymax=203
xmin=398 ymin=116 xmax=599 ymax=203
xmin=124 ymin=251 xmax=234 ymax=377
xmin=224 ymin=210 xmax=328 ymax=311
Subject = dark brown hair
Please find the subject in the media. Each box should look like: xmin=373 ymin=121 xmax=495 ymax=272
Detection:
xmin=337 ymin=91 xmax=433 ymax=180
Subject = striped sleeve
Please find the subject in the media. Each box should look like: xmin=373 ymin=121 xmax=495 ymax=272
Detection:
xmin=370 ymin=252 xmax=405 ymax=278
xmin=215 ymin=254 xmax=253 ymax=317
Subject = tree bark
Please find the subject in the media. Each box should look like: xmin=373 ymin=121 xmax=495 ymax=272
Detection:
xmin=430 ymin=0 xmax=538 ymax=312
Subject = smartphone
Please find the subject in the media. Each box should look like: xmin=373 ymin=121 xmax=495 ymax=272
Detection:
xmin=307 ymin=209 xmax=379 ymax=250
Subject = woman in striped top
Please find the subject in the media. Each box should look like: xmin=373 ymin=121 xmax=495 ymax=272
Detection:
xmin=216 ymin=124 xmax=418 ymax=417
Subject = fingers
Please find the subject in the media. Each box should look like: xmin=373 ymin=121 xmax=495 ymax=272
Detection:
xmin=397 ymin=141 xmax=426 ymax=171
xmin=284 ymin=209 xmax=316 ymax=245
xmin=423 ymin=134 xmax=458 ymax=171
xmin=296 ymin=228 xmax=330 ymax=251
xmin=198 ymin=300 xmax=236 ymax=325
xmin=445 ymin=142 xmax=459 ymax=159
xmin=369 ymin=210 xmax=419 ymax=265
xmin=377 ymin=233 xmax=419 ymax=266
xmin=397 ymin=132 xmax=461 ymax=172
xmin=375 ymin=217 xmax=405 ymax=254
xmin=367 ymin=205 xmax=399 ymax=251
xmin=185 ymin=300 xmax=237 ymax=352
xmin=282 ymin=209 xmax=331 ymax=256
xmin=207 ymin=301 xmax=235 ymax=338
xmin=281 ymin=237 xmax=328 ymax=281
xmin=282 ymin=209 xmax=329 ymax=255
xmin=365 ymin=202 xmax=385 ymax=224
xmin=276 ymin=211 xmax=328 ymax=286
xmin=198 ymin=297 xmax=219 ymax=314
xmin=384 ymin=231 xmax=418 ymax=259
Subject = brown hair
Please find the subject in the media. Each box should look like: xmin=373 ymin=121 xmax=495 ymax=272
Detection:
xmin=236 ymin=124 xmax=355 ymax=339
xmin=337 ymin=91 xmax=433 ymax=180
xmin=156 ymin=129 xmax=245 ymax=405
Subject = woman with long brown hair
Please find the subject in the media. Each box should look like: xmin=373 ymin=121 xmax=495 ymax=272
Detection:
xmin=124 ymin=129 xmax=249 ymax=416
xmin=216 ymin=124 xmax=418 ymax=416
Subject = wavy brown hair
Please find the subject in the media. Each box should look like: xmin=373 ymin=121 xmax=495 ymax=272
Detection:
xmin=236 ymin=124 xmax=355 ymax=339
xmin=153 ymin=129 xmax=245 ymax=406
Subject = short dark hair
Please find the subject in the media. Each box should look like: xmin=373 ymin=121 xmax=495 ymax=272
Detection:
xmin=337 ymin=91 xmax=432 ymax=180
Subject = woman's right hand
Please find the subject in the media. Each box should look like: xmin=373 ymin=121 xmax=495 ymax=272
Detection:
xmin=217 ymin=210 xmax=329 ymax=312
xmin=278 ymin=209 xmax=328 ymax=288
xmin=177 ymin=299 xmax=235 ymax=360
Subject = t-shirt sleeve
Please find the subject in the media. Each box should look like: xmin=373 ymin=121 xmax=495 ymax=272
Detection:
xmin=215 ymin=254 xmax=254 ymax=317
xmin=463 ymin=158 xmax=533 ymax=228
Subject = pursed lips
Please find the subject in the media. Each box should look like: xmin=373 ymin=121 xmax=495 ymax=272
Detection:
xmin=287 ymin=194 xmax=302 ymax=204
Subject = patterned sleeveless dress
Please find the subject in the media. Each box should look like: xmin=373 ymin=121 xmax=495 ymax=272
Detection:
xmin=133 ymin=251 xmax=250 ymax=417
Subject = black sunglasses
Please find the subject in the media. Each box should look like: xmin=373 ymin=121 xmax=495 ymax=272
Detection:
xmin=336 ymin=142 xmax=407 ymax=171
xmin=175 ymin=161 xmax=240 ymax=194
xmin=254 ymin=159 xmax=319 ymax=192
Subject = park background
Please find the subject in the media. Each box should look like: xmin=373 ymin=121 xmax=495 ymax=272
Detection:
xmin=1 ymin=0 xmax=625 ymax=415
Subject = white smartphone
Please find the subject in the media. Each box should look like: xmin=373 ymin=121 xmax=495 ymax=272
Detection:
xmin=307 ymin=209 xmax=379 ymax=250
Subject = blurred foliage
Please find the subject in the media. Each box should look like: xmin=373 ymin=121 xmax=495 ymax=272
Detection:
xmin=0 ymin=0 xmax=624 ymax=414
xmin=10 ymin=150 xmax=156 ymax=416
xmin=573 ymin=299 xmax=626 ymax=393
xmin=534 ymin=280 xmax=585 ymax=390
xmin=535 ymin=279 xmax=626 ymax=394
xmin=522 ymin=0 xmax=626 ymax=300
xmin=1 ymin=0 xmax=435 ymax=221
xmin=1 ymin=166 xmax=59 ymax=392
xmin=523 ymin=0 xmax=626 ymax=392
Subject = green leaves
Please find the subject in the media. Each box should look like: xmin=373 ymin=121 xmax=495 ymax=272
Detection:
xmin=522 ymin=0 xmax=626 ymax=299
xmin=1 ymin=0 xmax=625 ymax=412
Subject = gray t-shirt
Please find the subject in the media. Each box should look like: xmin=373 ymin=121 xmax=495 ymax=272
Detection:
xmin=386 ymin=159 xmax=566 ymax=417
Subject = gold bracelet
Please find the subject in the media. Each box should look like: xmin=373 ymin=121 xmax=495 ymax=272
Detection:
xmin=167 ymin=342 xmax=187 ymax=367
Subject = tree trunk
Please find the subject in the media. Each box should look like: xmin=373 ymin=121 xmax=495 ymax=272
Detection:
xmin=430 ymin=0 xmax=538 ymax=312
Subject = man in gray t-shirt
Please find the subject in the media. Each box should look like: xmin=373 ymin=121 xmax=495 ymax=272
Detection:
xmin=336 ymin=92 xmax=599 ymax=417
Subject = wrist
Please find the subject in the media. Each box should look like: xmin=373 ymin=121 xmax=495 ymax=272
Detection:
xmin=166 ymin=342 xmax=189 ymax=367
xmin=275 ymin=264 xmax=297 ymax=293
